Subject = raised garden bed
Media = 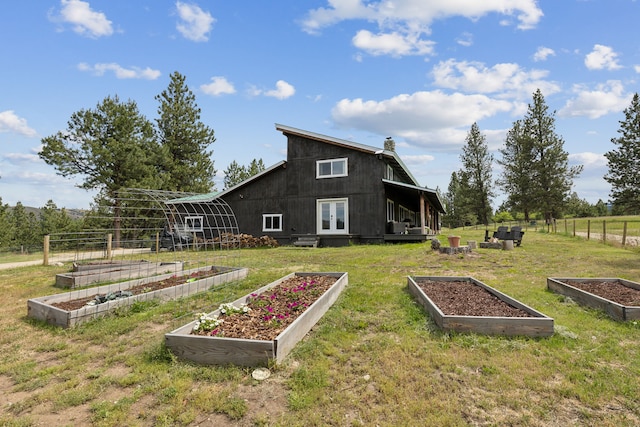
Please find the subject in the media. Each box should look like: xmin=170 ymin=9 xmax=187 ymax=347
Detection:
xmin=56 ymin=260 xmax=183 ymax=289
xmin=408 ymin=276 xmax=554 ymax=337
xmin=27 ymin=265 xmax=248 ymax=328
xmin=547 ymin=277 xmax=640 ymax=321
xmin=165 ymin=271 xmax=348 ymax=367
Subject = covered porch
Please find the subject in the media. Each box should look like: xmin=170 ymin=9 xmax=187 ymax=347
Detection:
xmin=382 ymin=179 xmax=444 ymax=243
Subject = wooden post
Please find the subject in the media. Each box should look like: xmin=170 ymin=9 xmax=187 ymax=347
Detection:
xmin=587 ymin=220 xmax=591 ymax=240
xmin=622 ymin=221 xmax=628 ymax=246
xmin=564 ymin=219 xmax=567 ymax=234
xmin=156 ymin=232 xmax=160 ymax=254
xmin=573 ymin=219 xmax=576 ymax=237
xmin=106 ymin=233 xmax=112 ymax=259
xmin=602 ymin=220 xmax=606 ymax=243
xmin=43 ymin=235 xmax=50 ymax=266
xmin=420 ymin=193 xmax=426 ymax=234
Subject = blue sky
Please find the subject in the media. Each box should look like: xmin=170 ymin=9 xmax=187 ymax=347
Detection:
xmin=1 ymin=0 xmax=638 ymax=209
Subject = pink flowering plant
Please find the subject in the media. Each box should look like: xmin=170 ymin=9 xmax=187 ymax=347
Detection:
xmin=190 ymin=275 xmax=335 ymax=340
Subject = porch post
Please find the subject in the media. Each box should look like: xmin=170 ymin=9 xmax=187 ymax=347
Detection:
xmin=420 ymin=193 xmax=426 ymax=234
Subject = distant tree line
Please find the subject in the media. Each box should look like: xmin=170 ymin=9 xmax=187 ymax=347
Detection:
xmin=0 ymin=199 xmax=83 ymax=252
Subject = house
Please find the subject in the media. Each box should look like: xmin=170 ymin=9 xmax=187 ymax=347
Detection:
xmin=194 ymin=124 xmax=444 ymax=247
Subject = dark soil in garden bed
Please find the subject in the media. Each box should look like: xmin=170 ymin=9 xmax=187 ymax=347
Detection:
xmin=562 ymin=280 xmax=640 ymax=306
xmin=51 ymin=268 xmax=220 ymax=311
xmin=192 ymin=275 xmax=337 ymax=341
xmin=415 ymin=279 xmax=532 ymax=317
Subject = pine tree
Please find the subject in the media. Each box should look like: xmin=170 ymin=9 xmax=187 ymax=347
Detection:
xmin=498 ymin=90 xmax=582 ymax=221
xmin=497 ymin=120 xmax=536 ymax=221
xmin=156 ymin=71 xmax=216 ymax=193
xmin=39 ymin=95 xmax=163 ymax=246
xmin=604 ymin=93 xmax=640 ymax=214
xmin=459 ymin=122 xmax=494 ymax=225
xmin=223 ymin=158 xmax=266 ymax=189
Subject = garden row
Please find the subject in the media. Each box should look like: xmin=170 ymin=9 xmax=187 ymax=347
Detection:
xmin=27 ymin=263 xmax=640 ymax=367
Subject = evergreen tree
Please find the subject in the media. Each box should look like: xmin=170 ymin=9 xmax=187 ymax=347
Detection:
xmin=223 ymin=158 xmax=265 ymax=189
xmin=9 ymin=202 xmax=39 ymax=250
xmin=498 ymin=90 xmax=582 ymax=222
xmin=246 ymin=158 xmax=266 ymax=176
xmin=39 ymin=96 xmax=163 ymax=246
xmin=0 ymin=197 xmax=10 ymax=248
xmin=459 ymin=122 xmax=494 ymax=225
xmin=604 ymin=93 xmax=640 ymax=214
xmin=156 ymin=71 xmax=216 ymax=193
xmin=443 ymin=171 xmax=474 ymax=228
xmin=497 ymin=120 xmax=536 ymax=221
xmin=39 ymin=200 xmax=72 ymax=236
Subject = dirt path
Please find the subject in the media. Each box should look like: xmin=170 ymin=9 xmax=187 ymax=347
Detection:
xmin=0 ymin=248 xmax=150 ymax=270
xmin=574 ymin=232 xmax=640 ymax=247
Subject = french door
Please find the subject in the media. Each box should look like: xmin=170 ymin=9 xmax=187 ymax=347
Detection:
xmin=317 ymin=198 xmax=348 ymax=234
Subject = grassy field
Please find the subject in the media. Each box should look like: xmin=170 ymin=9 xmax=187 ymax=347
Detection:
xmin=1 ymin=230 xmax=640 ymax=426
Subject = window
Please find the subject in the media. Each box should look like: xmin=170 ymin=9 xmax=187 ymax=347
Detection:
xmin=386 ymin=199 xmax=395 ymax=222
xmin=386 ymin=165 xmax=394 ymax=180
xmin=399 ymin=206 xmax=415 ymax=224
xmin=262 ymin=214 xmax=283 ymax=232
xmin=184 ymin=216 xmax=203 ymax=232
xmin=316 ymin=158 xmax=348 ymax=179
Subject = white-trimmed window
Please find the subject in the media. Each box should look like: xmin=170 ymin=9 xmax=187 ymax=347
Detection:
xmin=386 ymin=165 xmax=394 ymax=180
xmin=316 ymin=158 xmax=348 ymax=179
xmin=262 ymin=214 xmax=283 ymax=232
xmin=387 ymin=199 xmax=395 ymax=222
xmin=399 ymin=206 xmax=415 ymax=224
xmin=184 ymin=216 xmax=203 ymax=232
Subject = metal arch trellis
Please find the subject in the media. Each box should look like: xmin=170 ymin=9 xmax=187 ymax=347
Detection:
xmin=115 ymin=188 xmax=241 ymax=252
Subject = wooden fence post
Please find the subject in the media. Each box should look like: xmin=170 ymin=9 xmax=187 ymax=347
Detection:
xmin=155 ymin=232 xmax=160 ymax=254
xmin=43 ymin=235 xmax=50 ymax=266
xmin=602 ymin=220 xmax=606 ymax=243
xmin=572 ymin=219 xmax=576 ymax=237
xmin=622 ymin=221 xmax=628 ymax=246
xmin=587 ymin=220 xmax=591 ymax=240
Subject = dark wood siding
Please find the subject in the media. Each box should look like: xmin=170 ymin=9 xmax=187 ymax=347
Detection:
xmin=223 ymin=165 xmax=289 ymax=239
xmin=220 ymin=130 xmax=441 ymax=245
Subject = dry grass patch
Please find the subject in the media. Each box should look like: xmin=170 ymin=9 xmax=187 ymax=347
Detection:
xmin=1 ymin=232 xmax=640 ymax=426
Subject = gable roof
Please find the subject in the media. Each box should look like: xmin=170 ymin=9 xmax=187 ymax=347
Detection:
xmin=275 ymin=123 xmax=419 ymax=186
xmin=169 ymin=160 xmax=288 ymax=204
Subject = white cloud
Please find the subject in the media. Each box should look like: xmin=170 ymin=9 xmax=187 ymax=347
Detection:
xmin=400 ymin=154 xmax=436 ymax=165
xmin=300 ymin=0 xmax=541 ymax=58
xmin=558 ymin=80 xmax=631 ymax=119
xmin=301 ymin=0 xmax=542 ymax=34
xmin=584 ymin=44 xmax=622 ymax=70
xmin=352 ymin=30 xmax=435 ymax=56
xmin=0 ymin=111 xmax=37 ymax=137
xmin=77 ymin=63 xmax=161 ymax=80
xmin=176 ymin=1 xmax=215 ymax=42
xmin=634 ymin=65 xmax=640 ymax=73
xmin=200 ymin=76 xmax=236 ymax=96
xmin=533 ymin=46 xmax=555 ymax=62
xmin=569 ymin=152 xmax=607 ymax=168
xmin=52 ymin=0 xmax=113 ymax=38
xmin=264 ymin=80 xmax=296 ymax=100
xmin=3 ymin=152 xmax=41 ymax=163
xmin=431 ymin=59 xmax=560 ymax=99
xmin=456 ymin=32 xmax=473 ymax=47
xmin=331 ymin=90 xmax=512 ymax=149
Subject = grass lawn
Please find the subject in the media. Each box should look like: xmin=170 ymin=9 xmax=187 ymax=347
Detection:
xmin=1 ymin=230 xmax=639 ymax=426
